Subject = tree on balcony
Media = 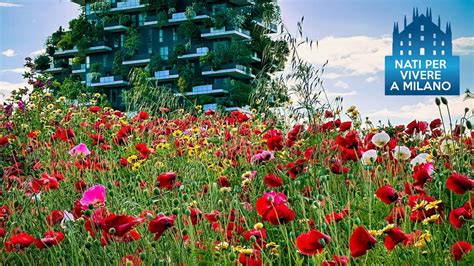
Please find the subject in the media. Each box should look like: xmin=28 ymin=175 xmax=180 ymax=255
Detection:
xmin=124 ymin=27 xmax=141 ymax=59
xmin=34 ymin=54 xmax=51 ymax=71
xmin=69 ymin=14 xmax=104 ymax=51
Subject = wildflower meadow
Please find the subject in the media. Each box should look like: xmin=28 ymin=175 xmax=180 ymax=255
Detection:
xmin=0 ymin=69 xmax=473 ymax=265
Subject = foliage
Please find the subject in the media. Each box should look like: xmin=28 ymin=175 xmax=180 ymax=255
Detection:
xmin=124 ymin=27 xmax=141 ymax=58
xmin=69 ymin=14 xmax=104 ymax=51
xmin=34 ymin=54 xmax=51 ymax=71
xmin=112 ymin=51 xmax=124 ymax=76
xmin=148 ymin=54 xmax=164 ymax=74
xmin=56 ymin=77 xmax=88 ymax=100
xmin=200 ymin=41 xmax=252 ymax=69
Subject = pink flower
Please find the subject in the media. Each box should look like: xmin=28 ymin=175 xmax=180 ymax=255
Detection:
xmin=69 ymin=143 xmax=91 ymax=156
xmin=80 ymin=185 xmax=106 ymax=208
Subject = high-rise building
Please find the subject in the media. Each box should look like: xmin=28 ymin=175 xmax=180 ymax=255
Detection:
xmin=40 ymin=0 xmax=284 ymax=110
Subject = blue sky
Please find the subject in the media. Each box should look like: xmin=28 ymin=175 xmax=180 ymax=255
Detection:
xmin=1 ymin=0 xmax=473 ymax=123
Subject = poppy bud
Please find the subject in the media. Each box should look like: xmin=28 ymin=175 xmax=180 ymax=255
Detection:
xmin=353 ymin=217 xmax=361 ymax=225
xmin=172 ymin=208 xmax=179 ymax=215
xmin=182 ymin=194 xmax=189 ymax=201
xmin=153 ymin=188 xmax=160 ymax=195
xmin=435 ymin=97 xmax=441 ymax=106
xmin=229 ymin=252 xmax=236 ymax=260
xmin=85 ymin=242 xmax=92 ymax=249
xmin=466 ymin=120 xmax=472 ymax=130
xmin=185 ymin=209 xmax=191 ymax=215
xmin=250 ymin=235 xmax=257 ymax=242
xmin=441 ymin=97 xmax=448 ymax=105
xmin=182 ymin=229 xmax=188 ymax=235
xmin=465 ymin=107 xmax=470 ymax=113
xmin=289 ymin=231 xmax=295 ymax=238
xmin=173 ymin=199 xmax=180 ymax=206
xmin=139 ymin=253 xmax=146 ymax=260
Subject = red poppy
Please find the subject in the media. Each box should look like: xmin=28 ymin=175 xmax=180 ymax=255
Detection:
xmin=412 ymin=163 xmax=433 ymax=186
xmin=349 ymin=226 xmax=377 ymax=258
xmin=157 ymin=172 xmax=177 ymax=190
xmin=238 ymin=249 xmax=262 ymax=266
xmin=4 ymin=232 xmax=40 ymax=252
xmin=218 ymin=176 xmax=230 ymax=187
xmin=446 ymin=172 xmax=474 ymax=195
xmin=384 ymin=227 xmax=408 ymax=251
xmin=36 ymin=231 xmax=65 ymax=249
xmin=286 ymin=158 xmax=307 ymax=179
xmin=244 ymin=228 xmax=267 ymax=248
xmin=255 ymin=192 xmax=295 ymax=225
xmin=263 ymin=172 xmax=283 ymax=188
xmin=46 ymin=210 xmax=64 ymax=226
xmin=339 ymin=121 xmax=352 ymax=132
xmin=266 ymin=135 xmax=284 ymax=151
xmin=450 ymin=241 xmax=472 ymax=261
xmin=99 ymin=214 xmax=144 ymax=238
xmin=375 ymin=185 xmax=399 ymax=204
xmin=89 ymin=106 xmax=101 ymax=113
xmin=148 ymin=214 xmax=175 ymax=240
xmin=296 ymin=229 xmax=331 ymax=255
xmin=321 ymin=255 xmax=349 ymax=266
xmin=330 ymin=160 xmax=349 ymax=174
xmin=325 ymin=209 xmax=349 ymax=224
xmin=449 ymin=207 xmax=472 ymax=229
xmin=31 ymin=173 xmax=59 ymax=193
xmin=135 ymin=143 xmax=152 ymax=158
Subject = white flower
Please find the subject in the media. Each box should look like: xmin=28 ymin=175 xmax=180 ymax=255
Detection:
xmin=392 ymin=146 xmax=411 ymax=160
xmin=60 ymin=211 xmax=76 ymax=229
xmin=362 ymin=149 xmax=378 ymax=165
xmin=440 ymin=139 xmax=458 ymax=155
xmin=371 ymin=131 xmax=390 ymax=148
xmin=410 ymin=153 xmax=431 ymax=167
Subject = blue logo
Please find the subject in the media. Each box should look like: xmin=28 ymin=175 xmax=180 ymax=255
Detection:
xmin=385 ymin=8 xmax=460 ymax=96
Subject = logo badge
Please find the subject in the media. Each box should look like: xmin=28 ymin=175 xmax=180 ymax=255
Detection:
xmin=385 ymin=8 xmax=460 ymax=96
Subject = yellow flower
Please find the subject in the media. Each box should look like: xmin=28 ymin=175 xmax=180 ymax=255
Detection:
xmin=415 ymin=231 xmax=431 ymax=248
xmin=425 ymin=200 xmax=442 ymax=211
xmin=173 ymin=130 xmax=183 ymax=137
xmin=127 ymin=155 xmax=138 ymax=163
xmin=215 ymin=242 xmax=229 ymax=251
xmin=219 ymin=187 xmax=231 ymax=193
xmin=381 ymin=224 xmax=396 ymax=233
xmin=422 ymin=214 xmax=440 ymax=225
xmin=239 ymin=248 xmax=254 ymax=255
xmin=254 ymin=223 xmax=264 ymax=230
xmin=241 ymin=178 xmax=251 ymax=187
xmin=412 ymin=200 xmax=428 ymax=211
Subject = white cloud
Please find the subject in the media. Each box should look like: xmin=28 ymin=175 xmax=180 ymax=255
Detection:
xmin=0 ymin=81 xmax=29 ymax=103
xmin=0 ymin=2 xmax=22 ymax=7
xmin=29 ymin=49 xmax=45 ymax=57
xmin=297 ymin=36 xmax=473 ymax=78
xmin=365 ymin=76 xmax=377 ymax=83
xmin=297 ymin=35 xmax=392 ymax=76
xmin=453 ymin=37 xmax=474 ymax=56
xmin=0 ymin=67 xmax=26 ymax=74
xmin=334 ymin=80 xmax=349 ymax=89
xmin=1 ymin=49 xmax=17 ymax=57
xmin=366 ymin=96 xmax=473 ymax=123
xmin=326 ymin=90 xmax=358 ymax=97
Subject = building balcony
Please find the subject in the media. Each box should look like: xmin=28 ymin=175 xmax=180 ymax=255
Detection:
xmin=72 ymin=63 xmax=88 ymax=74
xmin=44 ymin=63 xmax=68 ymax=73
xmin=54 ymin=42 xmax=112 ymax=57
xmin=178 ymin=47 xmax=209 ymax=60
xmin=201 ymin=27 xmax=251 ymax=40
xmin=174 ymin=84 xmax=229 ymax=97
xmin=168 ymin=12 xmax=210 ymax=25
xmin=250 ymin=52 xmax=261 ymax=63
xmin=149 ymin=70 xmax=179 ymax=82
xmin=91 ymin=76 xmax=129 ymax=88
xmin=225 ymin=107 xmax=252 ymax=113
xmin=202 ymin=64 xmax=255 ymax=79
xmin=111 ymin=0 xmax=146 ymax=12
xmin=104 ymin=22 xmax=128 ymax=32
xmin=252 ymin=19 xmax=278 ymax=34
xmin=203 ymin=103 xmax=218 ymax=112
xmin=123 ymin=54 xmax=150 ymax=66
xmin=144 ymin=11 xmax=210 ymax=27
xmin=229 ymin=0 xmax=256 ymax=6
